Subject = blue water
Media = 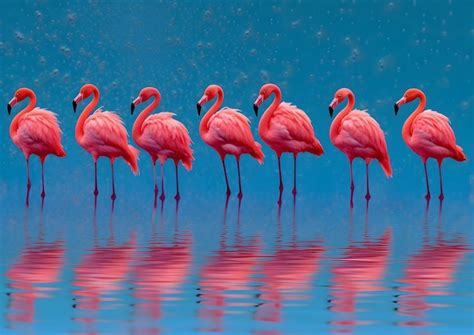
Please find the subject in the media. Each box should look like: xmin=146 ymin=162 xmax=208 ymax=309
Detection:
xmin=0 ymin=1 xmax=473 ymax=334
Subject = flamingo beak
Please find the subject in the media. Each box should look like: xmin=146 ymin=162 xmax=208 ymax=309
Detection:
xmin=253 ymin=95 xmax=264 ymax=116
xmin=329 ymin=98 xmax=338 ymax=118
xmin=394 ymin=97 xmax=406 ymax=115
xmin=73 ymin=93 xmax=83 ymax=113
xmin=7 ymin=97 xmax=17 ymax=115
xmin=131 ymin=96 xmax=142 ymax=115
xmin=197 ymin=95 xmax=208 ymax=116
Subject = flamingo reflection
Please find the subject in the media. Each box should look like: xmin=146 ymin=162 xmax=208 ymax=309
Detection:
xmin=198 ymin=196 xmax=261 ymax=332
xmin=255 ymin=198 xmax=325 ymax=330
xmin=395 ymin=201 xmax=470 ymax=326
xmin=329 ymin=204 xmax=392 ymax=330
xmin=131 ymin=200 xmax=192 ymax=335
xmin=73 ymin=201 xmax=136 ymax=333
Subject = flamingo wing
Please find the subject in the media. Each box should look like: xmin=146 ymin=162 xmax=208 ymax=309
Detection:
xmin=142 ymin=112 xmax=193 ymax=155
xmin=412 ymin=110 xmax=457 ymax=152
xmin=270 ymin=102 xmax=318 ymax=144
xmin=208 ymin=108 xmax=257 ymax=147
xmin=83 ymin=109 xmax=130 ymax=149
xmin=16 ymin=108 xmax=63 ymax=152
xmin=339 ymin=109 xmax=389 ymax=157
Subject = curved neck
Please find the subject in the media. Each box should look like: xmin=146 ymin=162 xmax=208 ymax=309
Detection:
xmin=10 ymin=92 xmax=36 ymax=138
xmin=200 ymin=88 xmax=223 ymax=135
xmin=133 ymin=92 xmax=161 ymax=141
xmin=76 ymin=89 xmax=99 ymax=140
xmin=259 ymin=86 xmax=282 ymax=132
xmin=402 ymin=92 xmax=426 ymax=141
xmin=330 ymin=92 xmax=355 ymax=138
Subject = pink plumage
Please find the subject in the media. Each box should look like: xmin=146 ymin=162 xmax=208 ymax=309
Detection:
xmin=132 ymin=87 xmax=194 ymax=201
xmin=395 ymin=88 xmax=466 ymax=200
xmin=329 ymin=88 xmax=391 ymax=206
xmin=8 ymin=88 xmax=66 ymax=202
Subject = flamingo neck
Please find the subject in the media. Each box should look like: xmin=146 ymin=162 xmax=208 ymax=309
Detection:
xmin=133 ymin=91 xmax=161 ymax=142
xmin=330 ymin=92 xmax=355 ymax=139
xmin=76 ymin=89 xmax=99 ymax=140
xmin=200 ymin=88 xmax=223 ymax=135
xmin=10 ymin=92 xmax=36 ymax=138
xmin=402 ymin=91 xmax=426 ymax=142
xmin=259 ymin=86 xmax=282 ymax=133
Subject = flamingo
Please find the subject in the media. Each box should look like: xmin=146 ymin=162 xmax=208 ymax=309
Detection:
xmin=328 ymin=88 xmax=392 ymax=206
xmin=72 ymin=84 xmax=139 ymax=200
xmin=394 ymin=88 xmax=466 ymax=200
xmin=7 ymin=88 xmax=66 ymax=203
xmin=197 ymin=84 xmax=264 ymax=198
xmin=131 ymin=87 xmax=193 ymax=202
xmin=253 ymin=83 xmax=323 ymax=198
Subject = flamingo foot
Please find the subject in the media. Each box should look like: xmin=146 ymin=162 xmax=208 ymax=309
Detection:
xmin=174 ymin=193 xmax=181 ymax=201
xmin=439 ymin=193 xmax=444 ymax=201
xmin=292 ymin=187 xmax=297 ymax=196
xmin=237 ymin=191 xmax=243 ymax=200
xmin=425 ymin=193 xmax=431 ymax=201
xmin=111 ymin=192 xmax=117 ymax=201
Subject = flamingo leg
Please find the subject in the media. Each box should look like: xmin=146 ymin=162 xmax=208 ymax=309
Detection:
xmin=174 ymin=161 xmax=180 ymax=201
xmin=25 ymin=157 xmax=31 ymax=207
xmin=160 ymin=162 xmax=165 ymax=201
xmin=152 ymin=159 xmax=158 ymax=194
xmin=292 ymin=154 xmax=297 ymax=196
xmin=438 ymin=160 xmax=444 ymax=201
xmin=221 ymin=157 xmax=231 ymax=196
xmin=110 ymin=161 xmax=116 ymax=201
xmin=423 ymin=161 xmax=431 ymax=200
xmin=277 ymin=154 xmax=283 ymax=192
xmin=236 ymin=156 xmax=242 ymax=199
xmin=40 ymin=159 xmax=46 ymax=199
xmin=349 ymin=159 xmax=354 ymax=208
xmin=365 ymin=162 xmax=371 ymax=201
xmin=93 ymin=160 xmax=99 ymax=196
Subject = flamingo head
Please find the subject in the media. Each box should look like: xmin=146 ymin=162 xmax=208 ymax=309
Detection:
xmin=196 ymin=84 xmax=222 ymax=116
xmin=131 ymin=87 xmax=160 ymax=115
xmin=394 ymin=88 xmax=423 ymax=115
xmin=7 ymin=88 xmax=34 ymax=115
xmin=73 ymin=84 xmax=98 ymax=113
xmin=253 ymin=83 xmax=279 ymax=116
xmin=329 ymin=88 xmax=353 ymax=118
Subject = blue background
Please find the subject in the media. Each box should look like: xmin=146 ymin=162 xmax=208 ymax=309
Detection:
xmin=0 ymin=1 xmax=472 ymax=334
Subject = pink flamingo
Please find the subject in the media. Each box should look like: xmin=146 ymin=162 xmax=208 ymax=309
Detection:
xmin=394 ymin=88 xmax=466 ymax=200
xmin=7 ymin=88 xmax=66 ymax=202
xmin=131 ymin=87 xmax=194 ymax=201
xmin=73 ymin=84 xmax=139 ymax=200
xmin=253 ymin=83 xmax=323 ymax=197
xmin=197 ymin=84 xmax=264 ymax=198
xmin=329 ymin=88 xmax=392 ymax=206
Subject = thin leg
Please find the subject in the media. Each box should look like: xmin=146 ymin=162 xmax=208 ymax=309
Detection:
xmin=423 ymin=161 xmax=431 ymax=200
xmin=277 ymin=155 xmax=283 ymax=192
xmin=292 ymin=154 xmax=297 ymax=196
xmin=221 ymin=157 xmax=231 ymax=196
xmin=349 ymin=159 xmax=354 ymax=208
xmin=365 ymin=162 xmax=371 ymax=201
xmin=94 ymin=160 xmax=99 ymax=196
xmin=110 ymin=161 xmax=116 ymax=200
xmin=438 ymin=160 xmax=444 ymax=201
xmin=174 ymin=161 xmax=180 ymax=201
xmin=160 ymin=162 xmax=165 ymax=201
xmin=236 ymin=156 xmax=243 ymax=199
xmin=152 ymin=160 xmax=158 ymax=194
xmin=41 ymin=160 xmax=46 ymax=199
xmin=25 ymin=157 xmax=31 ymax=207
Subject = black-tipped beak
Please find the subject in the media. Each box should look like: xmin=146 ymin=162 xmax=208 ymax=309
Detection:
xmin=253 ymin=104 xmax=259 ymax=116
xmin=329 ymin=106 xmax=334 ymax=118
xmin=7 ymin=104 xmax=11 ymax=115
xmin=197 ymin=103 xmax=202 ymax=116
xmin=394 ymin=103 xmax=399 ymax=115
xmin=72 ymin=100 xmax=77 ymax=113
xmin=131 ymin=103 xmax=135 ymax=115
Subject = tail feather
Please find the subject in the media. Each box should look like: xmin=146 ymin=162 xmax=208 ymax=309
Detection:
xmin=124 ymin=145 xmax=140 ymax=175
xmin=378 ymin=154 xmax=393 ymax=177
xmin=309 ymin=140 xmax=324 ymax=156
xmin=454 ymin=145 xmax=467 ymax=161
xmin=57 ymin=146 xmax=66 ymax=157
xmin=181 ymin=149 xmax=194 ymax=171
xmin=251 ymin=142 xmax=265 ymax=164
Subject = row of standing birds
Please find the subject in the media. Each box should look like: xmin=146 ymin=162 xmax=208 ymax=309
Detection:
xmin=7 ymin=84 xmax=466 ymax=206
